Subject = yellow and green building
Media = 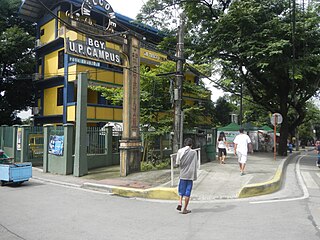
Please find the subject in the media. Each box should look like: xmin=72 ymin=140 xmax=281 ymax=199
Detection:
xmin=19 ymin=0 xmax=211 ymax=127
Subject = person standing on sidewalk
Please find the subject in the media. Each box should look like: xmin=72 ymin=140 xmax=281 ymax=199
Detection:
xmin=217 ymin=131 xmax=228 ymax=164
xmin=315 ymin=140 xmax=320 ymax=168
xmin=175 ymin=138 xmax=198 ymax=214
xmin=233 ymin=128 xmax=253 ymax=176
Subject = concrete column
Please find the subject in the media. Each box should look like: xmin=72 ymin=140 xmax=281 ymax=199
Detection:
xmin=43 ymin=124 xmax=54 ymax=173
xmin=64 ymin=123 xmax=74 ymax=174
xmin=120 ymin=35 xmax=142 ymax=176
xmin=21 ymin=125 xmax=30 ymax=163
xmin=74 ymin=72 xmax=88 ymax=177
xmin=12 ymin=125 xmax=19 ymax=162
xmin=0 ymin=125 xmax=8 ymax=150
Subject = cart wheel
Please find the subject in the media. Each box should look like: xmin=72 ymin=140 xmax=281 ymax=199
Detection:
xmin=16 ymin=181 xmax=24 ymax=186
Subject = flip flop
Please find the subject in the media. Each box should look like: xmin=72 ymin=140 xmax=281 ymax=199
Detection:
xmin=176 ymin=205 xmax=182 ymax=211
xmin=182 ymin=210 xmax=191 ymax=214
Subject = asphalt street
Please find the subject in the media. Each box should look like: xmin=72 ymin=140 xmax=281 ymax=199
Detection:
xmin=0 ymin=152 xmax=319 ymax=240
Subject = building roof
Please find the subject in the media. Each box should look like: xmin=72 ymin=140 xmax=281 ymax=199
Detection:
xmin=19 ymin=0 xmax=165 ymax=40
xmin=218 ymin=122 xmax=240 ymax=132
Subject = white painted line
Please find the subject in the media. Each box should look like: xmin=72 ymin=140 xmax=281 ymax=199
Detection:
xmin=32 ymin=176 xmax=81 ymax=188
xmin=301 ymin=172 xmax=318 ymax=189
xmin=250 ymin=155 xmax=309 ymax=204
xmin=31 ymin=178 xmax=113 ymax=195
xmin=316 ymin=172 xmax=320 ymax=179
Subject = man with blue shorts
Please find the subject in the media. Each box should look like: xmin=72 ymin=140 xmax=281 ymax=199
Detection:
xmin=175 ymin=138 xmax=198 ymax=214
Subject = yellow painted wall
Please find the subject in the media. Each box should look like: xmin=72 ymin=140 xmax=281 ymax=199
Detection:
xmin=96 ymin=107 xmax=114 ymax=120
xmin=43 ymin=86 xmax=63 ymax=115
xmin=114 ymin=109 xmax=122 ymax=121
xmin=67 ymin=64 xmax=122 ymax=85
xmin=40 ymin=19 xmax=55 ymax=44
xmin=68 ymin=65 xmax=77 ymax=81
xmin=44 ymin=49 xmax=64 ymax=78
xmin=67 ymin=105 xmax=76 ymax=122
xmin=115 ymin=72 xmax=123 ymax=85
xmin=87 ymin=106 xmax=96 ymax=119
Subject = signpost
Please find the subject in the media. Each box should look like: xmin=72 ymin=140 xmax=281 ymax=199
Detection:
xmin=270 ymin=113 xmax=283 ymax=160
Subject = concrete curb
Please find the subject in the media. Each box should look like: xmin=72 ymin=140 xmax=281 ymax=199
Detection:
xmin=82 ymin=183 xmax=179 ymax=200
xmin=237 ymin=152 xmax=300 ymax=198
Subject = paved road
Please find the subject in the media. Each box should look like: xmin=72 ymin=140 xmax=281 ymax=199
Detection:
xmin=0 ymin=153 xmax=319 ymax=240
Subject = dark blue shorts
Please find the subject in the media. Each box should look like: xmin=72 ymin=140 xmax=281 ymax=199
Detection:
xmin=178 ymin=179 xmax=193 ymax=197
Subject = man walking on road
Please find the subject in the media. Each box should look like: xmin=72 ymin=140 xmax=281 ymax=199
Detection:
xmin=234 ymin=128 xmax=253 ymax=176
xmin=175 ymin=138 xmax=198 ymax=214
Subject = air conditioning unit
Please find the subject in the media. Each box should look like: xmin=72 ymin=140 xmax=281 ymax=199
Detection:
xmin=71 ymin=20 xmax=77 ymax=27
xmin=58 ymin=26 xmax=65 ymax=37
xmin=33 ymin=73 xmax=42 ymax=81
xmin=35 ymin=39 xmax=42 ymax=48
xmin=32 ymin=107 xmax=39 ymax=116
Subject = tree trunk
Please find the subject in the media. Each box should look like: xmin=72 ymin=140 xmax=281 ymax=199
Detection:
xmin=278 ymin=95 xmax=289 ymax=156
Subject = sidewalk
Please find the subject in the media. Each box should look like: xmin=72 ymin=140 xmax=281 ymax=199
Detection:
xmin=31 ymin=151 xmax=301 ymax=201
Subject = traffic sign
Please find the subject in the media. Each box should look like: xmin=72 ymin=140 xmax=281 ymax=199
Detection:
xmin=271 ymin=113 xmax=283 ymax=126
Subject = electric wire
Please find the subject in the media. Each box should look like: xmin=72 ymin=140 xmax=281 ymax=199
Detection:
xmin=35 ymin=0 xmax=128 ymax=38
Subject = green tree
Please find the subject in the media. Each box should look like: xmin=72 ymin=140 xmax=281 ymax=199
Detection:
xmin=297 ymin=101 xmax=320 ymax=145
xmin=0 ymin=0 xmax=35 ymax=125
xmin=213 ymin=95 xmax=236 ymax=127
xmin=139 ymin=0 xmax=320 ymax=155
xmin=91 ymin=61 xmax=213 ymax=132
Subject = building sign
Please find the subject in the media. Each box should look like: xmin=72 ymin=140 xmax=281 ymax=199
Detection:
xmin=81 ymin=0 xmax=116 ymax=30
xmin=142 ymin=50 xmax=167 ymax=62
xmin=66 ymin=37 xmax=122 ymax=65
xmin=69 ymin=56 xmax=101 ymax=67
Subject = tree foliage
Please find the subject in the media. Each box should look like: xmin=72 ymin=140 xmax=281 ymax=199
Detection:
xmin=0 ymin=0 xmax=35 ymax=125
xmin=139 ymin=0 xmax=320 ymax=155
xmin=91 ymin=61 xmax=214 ymax=133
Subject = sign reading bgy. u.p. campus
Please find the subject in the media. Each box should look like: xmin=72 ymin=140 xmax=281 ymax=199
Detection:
xmin=66 ymin=37 xmax=122 ymax=66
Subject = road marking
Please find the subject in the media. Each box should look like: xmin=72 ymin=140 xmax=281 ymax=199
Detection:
xmin=301 ymin=172 xmax=318 ymax=189
xmin=31 ymin=178 xmax=113 ymax=195
xmin=316 ymin=172 xmax=320 ymax=179
xmin=250 ymin=155 xmax=309 ymax=204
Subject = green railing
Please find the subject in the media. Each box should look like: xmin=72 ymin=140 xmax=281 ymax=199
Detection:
xmin=87 ymin=126 xmax=106 ymax=154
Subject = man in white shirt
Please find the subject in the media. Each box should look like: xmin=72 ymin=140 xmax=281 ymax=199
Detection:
xmin=233 ymin=128 xmax=253 ymax=175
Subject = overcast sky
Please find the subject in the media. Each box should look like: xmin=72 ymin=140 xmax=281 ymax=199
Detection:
xmin=108 ymin=0 xmax=145 ymax=18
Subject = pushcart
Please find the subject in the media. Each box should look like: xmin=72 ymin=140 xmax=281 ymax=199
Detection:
xmin=0 ymin=150 xmax=32 ymax=186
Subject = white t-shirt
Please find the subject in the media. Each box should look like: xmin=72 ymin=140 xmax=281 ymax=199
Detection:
xmin=233 ymin=133 xmax=251 ymax=155
xmin=217 ymin=138 xmax=227 ymax=149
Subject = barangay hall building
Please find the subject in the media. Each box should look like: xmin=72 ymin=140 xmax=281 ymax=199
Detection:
xmin=19 ymin=0 xmax=211 ymax=127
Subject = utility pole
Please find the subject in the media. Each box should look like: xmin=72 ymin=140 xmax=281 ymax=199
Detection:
xmin=173 ymin=13 xmax=185 ymax=153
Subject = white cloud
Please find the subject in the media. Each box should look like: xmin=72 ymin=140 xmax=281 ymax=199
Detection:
xmin=108 ymin=0 xmax=144 ymax=18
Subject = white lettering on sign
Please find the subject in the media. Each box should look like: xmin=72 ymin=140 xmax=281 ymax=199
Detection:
xmin=67 ymin=38 xmax=122 ymax=65
xmin=81 ymin=0 xmax=114 ymax=18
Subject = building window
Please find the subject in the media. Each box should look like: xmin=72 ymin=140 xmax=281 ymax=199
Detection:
xmin=57 ymin=87 xmax=63 ymax=106
xmin=40 ymin=29 xmax=45 ymax=36
xmin=58 ymin=50 xmax=64 ymax=69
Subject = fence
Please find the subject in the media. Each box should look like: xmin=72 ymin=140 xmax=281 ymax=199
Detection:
xmin=87 ymin=126 xmax=106 ymax=154
xmin=28 ymin=126 xmax=44 ymax=162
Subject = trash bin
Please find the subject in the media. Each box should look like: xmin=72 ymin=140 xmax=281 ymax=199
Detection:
xmin=205 ymin=144 xmax=216 ymax=161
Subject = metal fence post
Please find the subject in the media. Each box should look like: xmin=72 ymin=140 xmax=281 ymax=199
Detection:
xmin=12 ymin=125 xmax=19 ymax=162
xmin=21 ymin=125 xmax=30 ymax=163
xmin=43 ymin=124 xmax=54 ymax=173
xmin=64 ymin=123 xmax=74 ymax=174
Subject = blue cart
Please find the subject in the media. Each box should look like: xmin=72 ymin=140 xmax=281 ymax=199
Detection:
xmin=0 ymin=162 xmax=32 ymax=186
